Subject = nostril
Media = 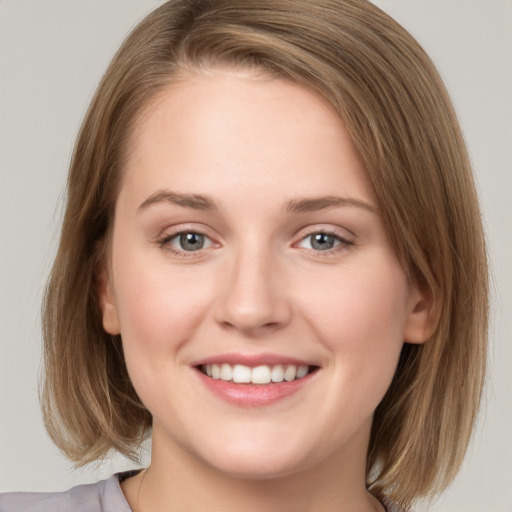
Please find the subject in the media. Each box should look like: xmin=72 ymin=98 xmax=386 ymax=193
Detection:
xmin=213 ymin=271 xmax=292 ymax=334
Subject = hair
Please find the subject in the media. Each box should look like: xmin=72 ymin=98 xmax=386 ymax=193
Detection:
xmin=41 ymin=0 xmax=488 ymax=508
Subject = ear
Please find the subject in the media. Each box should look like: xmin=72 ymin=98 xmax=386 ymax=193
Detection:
xmin=403 ymin=282 xmax=437 ymax=344
xmin=97 ymin=263 xmax=121 ymax=335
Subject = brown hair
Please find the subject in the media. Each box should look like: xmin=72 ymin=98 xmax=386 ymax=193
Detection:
xmin=42 ymin=0 xmax=488 ymax=508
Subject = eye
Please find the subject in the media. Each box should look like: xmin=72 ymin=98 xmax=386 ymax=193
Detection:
xmin=161 ymin=232 xmax=213 ymax=252
xmin=297 ymin=232 xmax=351 ymax=252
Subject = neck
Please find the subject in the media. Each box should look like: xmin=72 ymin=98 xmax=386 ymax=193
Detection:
xmin=122 ymin=424 xmax=383 ymax=512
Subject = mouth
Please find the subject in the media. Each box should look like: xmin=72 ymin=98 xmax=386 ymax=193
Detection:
xmin=192 ymin=354 xmax=320 ymax=406
xmin=197 ymin=363 xmax=319 ymax=385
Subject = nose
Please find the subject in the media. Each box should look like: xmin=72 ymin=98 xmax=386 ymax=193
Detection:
xmin=214 ymin=244 xmax=292 ymax=336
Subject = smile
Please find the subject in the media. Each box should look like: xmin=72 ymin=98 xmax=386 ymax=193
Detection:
xmin=200 ymin=363 xmax=313 ymax=384
xmin=191 ymin=352 xmax=321 ymax=406
xmin=193 ymin=357 xmax=320 ymax=407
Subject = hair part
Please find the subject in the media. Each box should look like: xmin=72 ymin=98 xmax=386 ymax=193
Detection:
xmin=42 ymin=1 xmax=488 ymax=508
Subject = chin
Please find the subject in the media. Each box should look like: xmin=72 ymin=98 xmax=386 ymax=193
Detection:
xmin=197 ymin=437 xmax=317 ymax=481
xmin=210 ymin=457 xmax=308 ymax=481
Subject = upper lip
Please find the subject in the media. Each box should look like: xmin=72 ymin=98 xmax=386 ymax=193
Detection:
xmin=190 ymin=352 xmax=318 ymax=368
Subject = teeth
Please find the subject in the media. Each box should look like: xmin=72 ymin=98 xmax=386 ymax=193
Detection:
xmin=296 ymin=365 xmax=309 ymax=379
xmin=220 ymin=363 xmax=232 ymax=381
xmin=284 ymin=365 xmax=296 ymax=381
xmin=252 ymin=365 xmax=271 ymax=384
xmin=202 ymin=363 xmax=311 ymax=384
xmin=271 ymin=365 xmax=284 ymax=383
xmin=232 ymin=364 xmax=252 ymax=383
xmin=211 ymin=364 xmax=221 ymax=379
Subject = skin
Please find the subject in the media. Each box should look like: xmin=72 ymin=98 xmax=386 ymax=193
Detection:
xmin=99 ymin=68 xmax=432 ymax=512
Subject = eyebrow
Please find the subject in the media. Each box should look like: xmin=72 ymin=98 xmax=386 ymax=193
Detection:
xmin=138 ymin=190 xmax=377 ymax=215
xmin=285 ymin=196 xmax=378 ymax=214
xmin=138 ymin=191 xmax=219 ymax=211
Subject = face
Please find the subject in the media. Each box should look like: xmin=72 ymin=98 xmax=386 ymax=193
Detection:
xmin=100 ymin=69 xmax=431 ymax=480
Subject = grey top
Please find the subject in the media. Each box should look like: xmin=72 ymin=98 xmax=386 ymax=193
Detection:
xmin=0 ymin=472 xmax=135 ymax=512
xmin=0 ymin=471 xmax=404 ymax=512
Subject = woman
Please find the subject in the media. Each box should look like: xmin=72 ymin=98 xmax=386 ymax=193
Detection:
xmin=0 ymin=1 xmax=488 ymax=511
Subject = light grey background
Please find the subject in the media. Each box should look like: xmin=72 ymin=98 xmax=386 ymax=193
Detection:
xmin=1 ymin=1 xmax=511 ymax=510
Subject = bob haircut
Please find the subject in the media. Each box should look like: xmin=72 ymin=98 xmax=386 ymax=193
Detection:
xmin=42 ymin=0 xmax=488 ymax=508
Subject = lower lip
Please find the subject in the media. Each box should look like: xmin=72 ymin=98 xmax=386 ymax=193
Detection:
xmin=195 ymin=369 xmax=315 ymax=407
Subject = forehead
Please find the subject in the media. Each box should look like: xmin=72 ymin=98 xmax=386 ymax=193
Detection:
xmin=120 ymin=69 xmax=376 ymax=209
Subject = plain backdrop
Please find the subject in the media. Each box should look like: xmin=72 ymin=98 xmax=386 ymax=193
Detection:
xmin=1 ymin=1 xmax=511 ymax=510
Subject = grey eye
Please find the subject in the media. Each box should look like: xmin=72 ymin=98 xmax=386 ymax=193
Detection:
xmin=308 ymin=233 xmax=339 ymax=251
xmin=178 ymin=233 xmax=205 ymax=251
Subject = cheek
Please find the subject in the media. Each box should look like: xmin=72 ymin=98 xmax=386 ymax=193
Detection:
xmin=111 ymin=255 xmax=215 ymax=415
xmin=111 ymin=255 xmax=211 ymax=358
xmin=307 ymin=261 xmax=408 ymax=339
xmin=300 ymin=257 xmax=409 ymax=396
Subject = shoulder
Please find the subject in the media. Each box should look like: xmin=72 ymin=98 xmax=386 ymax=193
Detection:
xmin=0 ymin=472 xmax=134 ymax=512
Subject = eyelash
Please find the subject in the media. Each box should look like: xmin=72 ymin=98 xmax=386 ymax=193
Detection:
xmin=156 ymin=229 xmax=353 ymax=258
xmin=295 ymin=231 xmax=353 ymax=256
xmin=156 ymin=231 xmax=214 ymax=258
